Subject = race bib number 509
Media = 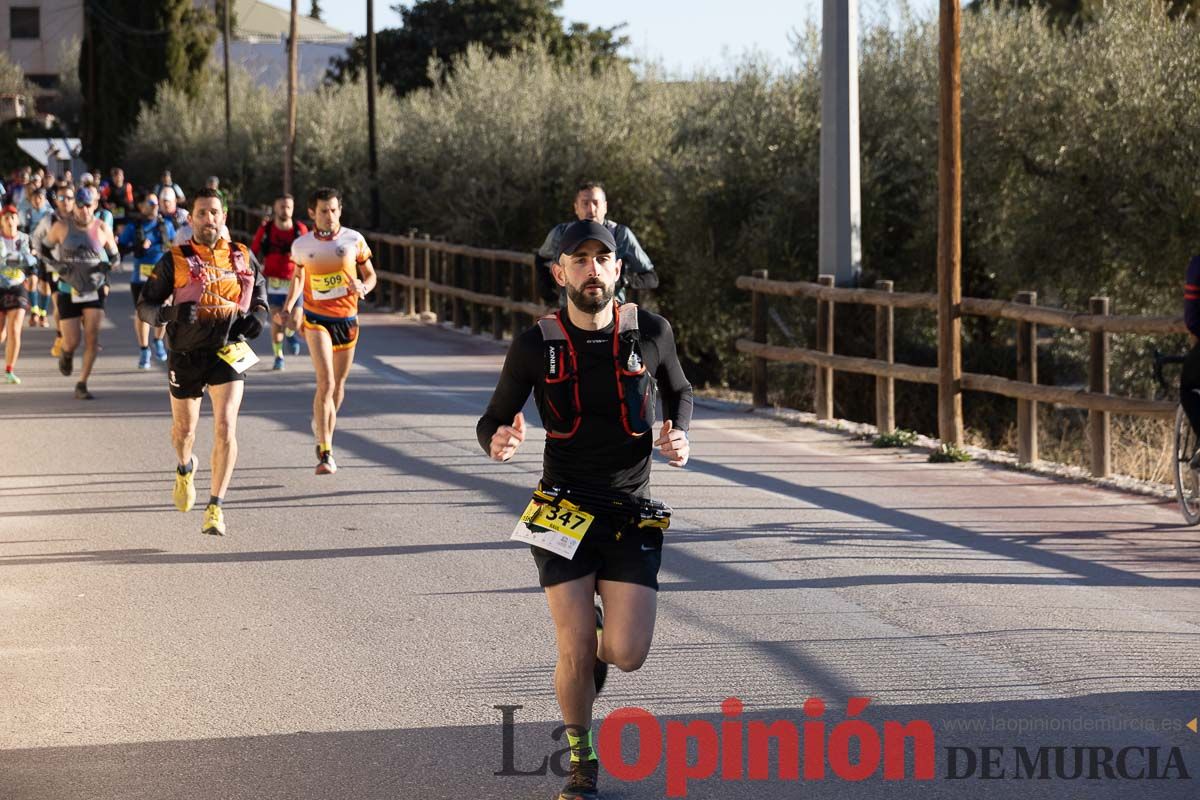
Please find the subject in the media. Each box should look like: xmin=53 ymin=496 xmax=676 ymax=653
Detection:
xmin=310 ymin=272 xmax=348 ymax=300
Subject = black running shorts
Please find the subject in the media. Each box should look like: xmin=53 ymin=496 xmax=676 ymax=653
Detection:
xmin=167 ymin=349 xmax=243 ymax=399
xmin=0 ymin=286 xmax=29 ymax=312
xmin=57 ymin=287 xmax=107 ymax=320
xmin=303 ymin=311 xmax=359 ymax=352
xmin=531 ymin=513 xmax=664 ymax=590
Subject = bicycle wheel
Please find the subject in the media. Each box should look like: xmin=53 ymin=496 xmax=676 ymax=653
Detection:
xmin=1173 ymin=406 xmax=1200 ymax=525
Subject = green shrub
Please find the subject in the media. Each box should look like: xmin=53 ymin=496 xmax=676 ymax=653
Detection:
xmin=874 ymin=429 xmax=920 ymax=448
xmin=928 ymin=443 xmax=973 ymax=463
xmin=123 ymin=4 xmax=1200 ymax=441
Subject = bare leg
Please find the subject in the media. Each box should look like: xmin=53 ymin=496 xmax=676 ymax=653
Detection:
xmin=305 ymin=325 xmax=335 ymax=447
xmin=80 ymin=307 xmax=103 ymax=383
xmin=169 ymin=394 xmax=202 ymax=467
xmin=544 ymin=574 xmax=600 ymax=731
xmin=134 ymin=317 xmax=150 ymax=348
xmin=4 ymin=308 xmax=23 ymax=368
xmin=208 ymin=380 xmax=244 ymax=499
xmin=326 ymin=345 xmax=356 ymax=445
xmin=61 ymin=316 xmax=82 ymax=354
xmin=595 ymin=579 xmax=657 ymax=672
xmin=271 ymin=306 xmax=285 ymax=347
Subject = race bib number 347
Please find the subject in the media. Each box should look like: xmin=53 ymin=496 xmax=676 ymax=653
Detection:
xmin=510 ymin=500 xmax=594 ymax=560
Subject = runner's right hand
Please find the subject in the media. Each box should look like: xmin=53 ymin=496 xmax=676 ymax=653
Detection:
xmin=489 ymin=412 xmax=526 ymax=462
xmin=163 ymin=301 xmax=198 ymax=324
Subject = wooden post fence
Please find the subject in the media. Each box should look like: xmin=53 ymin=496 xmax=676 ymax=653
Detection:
xmin=1016 ymin=290 xmax=1038 ymax=464
xmin=1089 ymin=296 xmax=1111 ymax=477
xmin=751 ymin=268 xmax=769 ymax=406
xmin=874 ymin=280 xmax=894 ymax=433
xmin=815 ymin=275 xmax=836 ymax=420
xmin=421 ymin=234 xmax=432 ymax=315
xmin=406 ymin=229 xmax=417 ymax=315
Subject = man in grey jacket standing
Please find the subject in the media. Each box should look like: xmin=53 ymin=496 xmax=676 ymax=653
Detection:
xmin=536 ymin=182 xmax=657 ymax=303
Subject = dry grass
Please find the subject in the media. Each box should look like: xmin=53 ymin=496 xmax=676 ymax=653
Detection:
xmin=700 ymin=386 xmax=1177 ymax=486
xmin=965 ymin=409 xmax=1175 ymax=485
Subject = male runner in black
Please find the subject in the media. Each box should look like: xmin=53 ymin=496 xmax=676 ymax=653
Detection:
xmin=478 ymin=220 xmax=693 ymax=800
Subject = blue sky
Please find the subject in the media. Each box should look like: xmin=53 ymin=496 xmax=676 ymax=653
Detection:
xmin=301 ymin=1 xmax=944 ymax=75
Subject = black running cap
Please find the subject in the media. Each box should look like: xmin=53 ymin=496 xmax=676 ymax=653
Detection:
xmin=559 ymin=220 xmax=616 ymax=258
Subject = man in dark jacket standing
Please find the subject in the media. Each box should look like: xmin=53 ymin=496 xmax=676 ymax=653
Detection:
xmin=536 ymin=182 xmax=658 ymax=304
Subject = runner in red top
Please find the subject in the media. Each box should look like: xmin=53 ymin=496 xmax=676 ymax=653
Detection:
xmin=250 ymin=194 xmax=308 ymax=370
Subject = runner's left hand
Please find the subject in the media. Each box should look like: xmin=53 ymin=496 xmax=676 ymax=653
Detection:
xmin=655 ymin=419 xmax=689 ymax=468
xmin=355 ymin=279 xmax=367 ymax=297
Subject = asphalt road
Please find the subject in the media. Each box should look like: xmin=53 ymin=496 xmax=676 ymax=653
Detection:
xmin=1 ymin=279 xmax=1198 ymax=799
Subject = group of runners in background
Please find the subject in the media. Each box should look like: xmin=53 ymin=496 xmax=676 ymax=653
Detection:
xmin=1 ymin=164 xmax=375 ymax=533
xmin=3 ymin=165 xmax=688 ymax=800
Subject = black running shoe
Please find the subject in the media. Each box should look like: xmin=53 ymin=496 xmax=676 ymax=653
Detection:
xmin=558 ymin=758 xmax=599 ymax=800
xmin=593 ymin=602 xmax=608 ymax=696
xmin=74 ymin=381 xmax=94 ymax=400
xmin=59 ymin=351 xmax=73 ymax=376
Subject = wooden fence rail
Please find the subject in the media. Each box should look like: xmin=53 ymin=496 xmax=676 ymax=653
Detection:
xmin=738 ymin=272 xmax=1184 ymax=478
xmin=228 ymin=205 xmax=554 ymax=339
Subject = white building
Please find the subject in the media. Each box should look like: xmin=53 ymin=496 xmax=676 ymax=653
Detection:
xmin=0 ymin=0 xmax=352 ymax=96
xmin=219 ymin=0 xmax=353 ymax=87
xmin=1 ymin=0 xmax=83 ymax=93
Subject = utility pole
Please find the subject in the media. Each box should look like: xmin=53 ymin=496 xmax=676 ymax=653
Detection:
xmin=81 ymin=0 xmax=96 ymax=160
xmin=818 ymin=0 xmax=861 ymax=287
xmin=223 ymin=0 xmax=233 ymax=155
xmin=366 ymin=0 xmax=380 ymax=228
xmin=936 ymin=0 xmax=963 ymax=445
xmin=284 ymin=0 xmax=299 ymax=195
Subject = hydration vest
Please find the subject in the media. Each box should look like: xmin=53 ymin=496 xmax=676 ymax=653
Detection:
xmin=537 ymin=303 xmax=657 ymax=439
xmin=171 ymin=241 xmax=255 ymax=319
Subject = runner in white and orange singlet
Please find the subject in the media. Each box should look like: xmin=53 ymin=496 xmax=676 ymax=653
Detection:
xmin=283 ymin=187 xmax=376 ymax=475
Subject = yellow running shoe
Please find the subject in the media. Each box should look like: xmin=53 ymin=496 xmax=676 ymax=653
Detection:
xmin=173 ymin=455 xmax=197 ymax=512
xmin=50 ymin=337 xmax=62 ymax=358
xmin=201 ymin=504 xmax=226 ymax=536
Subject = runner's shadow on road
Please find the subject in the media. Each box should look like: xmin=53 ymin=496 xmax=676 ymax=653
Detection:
xmin=675 ymin=459 xmax=1200 ymax=590
xmin=2 ymin=691 xmax=1194 ymax=800
xmin=0 ymin=540 xmax=525 ymax=567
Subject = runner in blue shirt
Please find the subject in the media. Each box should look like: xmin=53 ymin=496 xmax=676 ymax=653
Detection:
xmin=118 ymin=191 xmax=175 ymax=369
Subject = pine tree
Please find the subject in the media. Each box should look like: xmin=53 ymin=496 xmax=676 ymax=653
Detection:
xmin=326 ymin=0 xmax=628 ymax=96
xmin=79 ymin=0 xmax=217 ymax=170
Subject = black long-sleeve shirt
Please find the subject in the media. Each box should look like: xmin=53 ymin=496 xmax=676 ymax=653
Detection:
xmin=477 ymin=307 xmax=693 ymax=497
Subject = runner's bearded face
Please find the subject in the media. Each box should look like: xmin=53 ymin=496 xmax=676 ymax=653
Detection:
xmin=273 ymin=197 xmax=294 ymax=225
xmin=192 ymin=198 xmax=225 ymax=247
xmin=310 ymin=198 xmax=340 ymax=235
xmin=70 ymin=201 xmax=91 ymax=227
xmin=557 ymin=240 xmax=620 ymax=314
